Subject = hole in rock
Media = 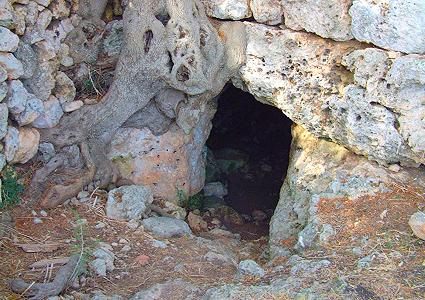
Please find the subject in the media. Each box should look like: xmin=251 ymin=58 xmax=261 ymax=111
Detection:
xmin=204 ymin=85 xmax=292 ymax=239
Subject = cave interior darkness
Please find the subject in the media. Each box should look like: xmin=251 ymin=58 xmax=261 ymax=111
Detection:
xmin=205 ymin=84 xmax=293 ymax=236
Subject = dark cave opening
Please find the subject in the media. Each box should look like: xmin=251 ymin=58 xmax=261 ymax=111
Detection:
xmin=205 ymin=85 xmax=293 ymax=238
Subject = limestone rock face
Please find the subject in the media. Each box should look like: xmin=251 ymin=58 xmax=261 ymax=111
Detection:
xmin=201 ymin=0 xmax=251 ymax=20
xmin=350 ymin=0 xmax=425 ymax=54
xmin=110 ymin=94 xmax=216 ymax=202
xmin=281 ymin=0 xmax=353 ymax=41
xmin=250 ymin=0 xmax=282 ymax=25
xmin=269 ymin=125 xmax=425 ymax=258
xmin=236 ymin=23 xmax=425 ymax=167
xmin=110 ymin=122 xmax=208 ymax=202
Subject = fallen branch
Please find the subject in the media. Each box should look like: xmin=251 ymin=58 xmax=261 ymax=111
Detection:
xmin=10 ymin=254 xmax=81 ymax=299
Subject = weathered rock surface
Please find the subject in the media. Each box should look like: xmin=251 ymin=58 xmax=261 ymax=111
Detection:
xmin=0 ymin=102 xmax=8 ymax=140
xmin=0 ymin=27 xmax=19 ymax=52
xmin=32 ymin=96 xmax=63 ymax=128
xmin=130 ymin=279 xmax=202 ymax=300
xmin=106 ymin=185 xmax=153 ymax=220
xmin=90 ymin=242 xmax=116 ymax=277
xmin=236 ymin=259 xmax=265 ymax=280
xmin=269 ymin=125 xmax=425 ymax=258
xmin=350 ymin=0 xmax=425 ymax=54
xmin=187 ymin=211 xmax=208 ymax=232
xmin=142 ymin=217 xmax=192 ymax=238
xmin=110 ymin=113 xmax=211 ymax=202
xmin=0 ymin=53 xmax=24 ymax=79
xmin=236 ymin=23 xmax=425 ymax=166
xmin=201 ymin=0 xmax=251 ymax=20
xmin=281 ymin=0 xmax=353 ymax=41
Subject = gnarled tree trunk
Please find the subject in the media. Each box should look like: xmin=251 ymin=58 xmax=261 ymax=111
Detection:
xmin=27 ymin=0 xmax=246 ymax=208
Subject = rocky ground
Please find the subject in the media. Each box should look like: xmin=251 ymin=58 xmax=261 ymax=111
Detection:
xmin=1 ymin=180 xmax=425 ymax=299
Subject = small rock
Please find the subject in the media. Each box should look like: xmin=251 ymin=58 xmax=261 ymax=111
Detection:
xmin=118 ymin=238 xmax=128 ymax=244
xmin=32 ymin=96 xmax=64 ymax=128
xmin=152 ymin=239 xmax=167 ymax=249
xmin=33 ymin=217 xmax=43 ymax=224
xmin=0 ymin=82 xmax=6 ymax=102
xmin=236 ymin=259 xmax=265 ymax=280
xmin=70 ymin=197 xmax=79 ymax=206
xmin=357 ymin=253 xmax=376 ymax=269
xmin=8 ymin=127 xmax=40 ymax=164
xmin=90 ymin=258 xmax=107 ymax=277
xmin=0 ymin=53 xmax=23 ymax=79
xmin=127 ymin=219 xmax=140 ymax=230
xmin=173 ymin=263 xmax=185 ymax=272
xmin=130 ymin=279 xmax=200 ymax=300
xmin=187 ymin=211 xmax=208 ymax=232
xmin=106 ymin=185 xmax=153 ymax=220
xmin=0 ymin=27 xmax=19 ymax=52
xmin=209 ymin=228 xmax=239 ymax=239
xmin=388 ymin=164 xmax=401 ymax=173
xmin=409 ymin=211 xmax=425 ymax=240
xmin=351 ymin=247 xmax=363 ymax=257
xmin=289 ymin=255 xmax=331 ymax=277
xmin=142 ymin=217 xmax=192 ymax=238
xmin=77 ymin=191 xmax=90 ymax=199
xmin=62 ymin=100 xmax=83 ymax=112
xmin=95 ymin=222 xmax=106 ymax=229
xmin=91 ymin=243 xmax=115 ymax=275
xmin=121 ymin=245 xmax=131 ymax=252
xmin=202 ymin=0 xmax=252 ymax=20
xmin=134 ymin=254 xmax=150 ymax=266
xmin=37 ymin=142 xmax=56 ymax=163
xmin=79 ymin=197 xmax=91 ymax=203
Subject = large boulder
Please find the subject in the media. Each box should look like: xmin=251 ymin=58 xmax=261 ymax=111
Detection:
xmin=141 ymin=217 xmax=192 ymax=238
xmin=350 ymin=0 xmax=425 ymax=54
xmin=109 ymin=96 xmax=215 ymax=202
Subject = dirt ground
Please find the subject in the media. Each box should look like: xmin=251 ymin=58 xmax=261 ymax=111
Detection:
xmin=0 ymin=183 xmax=424 ymax=299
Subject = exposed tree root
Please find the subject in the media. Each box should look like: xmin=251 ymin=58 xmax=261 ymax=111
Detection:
xmin=10 ymin=254 xmax=80 ymax=300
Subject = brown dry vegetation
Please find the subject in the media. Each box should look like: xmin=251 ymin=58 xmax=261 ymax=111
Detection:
xmin=1 ymin=182 xmax=424 ymax=299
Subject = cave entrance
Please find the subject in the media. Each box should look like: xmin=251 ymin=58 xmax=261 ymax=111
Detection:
xmin=205 ymin=85 xmax=292 ymax=239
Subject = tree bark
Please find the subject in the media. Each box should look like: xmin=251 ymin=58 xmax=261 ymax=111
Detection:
xmin=28 ymin=0 xmax=246 ymax=208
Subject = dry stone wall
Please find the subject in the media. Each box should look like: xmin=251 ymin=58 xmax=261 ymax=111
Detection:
xmin=0 ymin=0 xmax=81 ymax=169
